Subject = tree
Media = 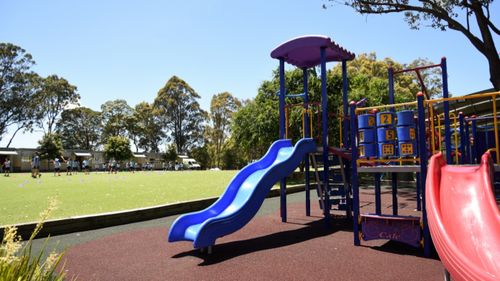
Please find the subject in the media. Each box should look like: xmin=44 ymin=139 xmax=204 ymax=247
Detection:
xmin=38 ymin=133 xmax=64 ymax=160
xmin=164 ymin=143 xmax=178 ymax=163
xmin=0 ymin=43 xmax=43 ymax=146
xmin=104 ymin=136 xmax=132 ymax=161
xmin=128 ymin=102 xmax=164 ymax=153
xmin=330 ymin=0 xmax=500 ymax=90
xmin=37 ymin=75 xmax=79 ymax=135
xmin=100 ymin=99 xmax=133 ymax=143
xmin=55 ymin=107 xmax=102 ymax=150
xmin=406 ymin=58 xmax=443 ymax=98
xmin=330 ymin=53 xmax=423 ymax=104
xmin=208 ymin=92 xmax=241 ymax=168
xmin=231 ymin=98 xmax=279 ymax=161
xmin=190 ymin=145 xmax=210 ymax=170
xmin=153 ymin=76 xmax=207 ymax=154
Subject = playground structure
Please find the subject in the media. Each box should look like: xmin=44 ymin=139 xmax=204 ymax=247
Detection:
xmin=168 ymin=34 xmax=500 ymax=280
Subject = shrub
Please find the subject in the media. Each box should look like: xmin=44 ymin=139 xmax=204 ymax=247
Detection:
xmin=0 ymin=198 xmax=69 ymax=280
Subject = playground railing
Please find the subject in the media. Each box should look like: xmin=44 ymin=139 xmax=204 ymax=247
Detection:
xmin=434 ymin=112 xmax=460 ymax=163
xmin=425 ymin=91 xmax=500 ymax=164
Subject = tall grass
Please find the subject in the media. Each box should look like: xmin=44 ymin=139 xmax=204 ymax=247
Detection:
xmin=0 ymin=198 xmax=69 ymax=280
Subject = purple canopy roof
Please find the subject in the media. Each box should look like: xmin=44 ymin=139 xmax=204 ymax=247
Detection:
xmin=270 ymin=35 xmax=355 ymax=68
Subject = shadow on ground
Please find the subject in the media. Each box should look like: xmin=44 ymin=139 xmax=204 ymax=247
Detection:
xmin=172 ymin=218 xmax=351 ymax=265
xmin=367 ymin=240 xmax=440 ymax=260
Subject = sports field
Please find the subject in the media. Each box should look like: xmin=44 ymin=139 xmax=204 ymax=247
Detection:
xmin=0 ymin=170 xmax=239 ymax=226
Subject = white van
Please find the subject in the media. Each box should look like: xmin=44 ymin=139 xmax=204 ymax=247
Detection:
xmin=178 ymin=155 xmax=201 ymax=170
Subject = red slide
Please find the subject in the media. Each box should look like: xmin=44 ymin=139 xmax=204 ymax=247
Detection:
xmin=426 ymin=152 xmax=500 ymax=281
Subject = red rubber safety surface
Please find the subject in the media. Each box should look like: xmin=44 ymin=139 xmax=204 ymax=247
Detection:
xmin=62 ymin=190 xmax=444 ymax=281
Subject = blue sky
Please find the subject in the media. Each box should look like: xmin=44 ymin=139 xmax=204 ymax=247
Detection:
xmin=1 ymin=0 xmax=498 ymax=148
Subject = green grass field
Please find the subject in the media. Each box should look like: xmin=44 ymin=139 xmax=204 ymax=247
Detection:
xmin=0 ymin=170 xmax=239 ymax=226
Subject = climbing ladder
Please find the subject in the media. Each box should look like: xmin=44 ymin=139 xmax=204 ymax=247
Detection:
xmin=310 ymin=147 xmax=352 ymax=216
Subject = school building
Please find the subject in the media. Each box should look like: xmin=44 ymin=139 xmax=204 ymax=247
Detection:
xmin=0 ymin=148 xmax=167 ymax=172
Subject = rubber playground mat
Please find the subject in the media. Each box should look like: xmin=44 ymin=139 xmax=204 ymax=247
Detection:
xmin=34 ymin=188 xmax=444 ymax=281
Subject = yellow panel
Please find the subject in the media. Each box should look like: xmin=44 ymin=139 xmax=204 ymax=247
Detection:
xmin=401 ymin=143 xmax=414 ymax=155
xmin=380 ymin=113 xmax=393 ymax=125
xmin=382 ymin=144 xmax=394 ymax=156
xmin=409 ymin=128 xmax=416 ymax=140
xmin=385 ymin=129 xmax=395 ymax=141
xmin=368 ymin=117 xmax=375 ymax=127
xmin=359 ymin=146 xmax=365 ymax=157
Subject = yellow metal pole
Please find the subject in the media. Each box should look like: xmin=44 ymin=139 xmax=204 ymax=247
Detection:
xmin=355 ymin=101 xmax=418 ymax=113
xmin=426 ymin=91 xmax=500 ymax=105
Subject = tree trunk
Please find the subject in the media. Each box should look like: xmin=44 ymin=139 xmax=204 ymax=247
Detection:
xmin=471 ymin=1 xmax=500 ymax=90
xmin=6 ymin=126 xmax=22 ymax=148
xmin=485 ymin=50 xmax=500 ymax=91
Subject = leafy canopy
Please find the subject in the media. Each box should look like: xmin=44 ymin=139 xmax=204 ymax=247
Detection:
xmin=326 ymin=0 xmax=500 ymax=90
xmin=104 ymin=135 xmax=133 ymax=161
xmin=0 ymin=43 xmax=42 ymax=146
xmin=56 ymin=107 xmax=102 ymax=150
xmin=153 ymin=76 xmax=207 ymax=154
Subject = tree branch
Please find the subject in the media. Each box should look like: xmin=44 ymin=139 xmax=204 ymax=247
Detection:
xmin=355 ymin=0 xmax=487 ymax=54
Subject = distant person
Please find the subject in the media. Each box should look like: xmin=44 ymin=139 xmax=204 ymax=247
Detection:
xmin=31 ymin=153 xmax=41 ymax=178
xmin=73 ymin=159 xmax=80 ymax=174
xmin=66 ymin=158 xmax=73 ymax=176
xmin=109 ymin=159 xmax=117 ymax=174
xmin=3 ymin=158 xmax=11 ymax=177
xmin=53 ymin=158 xmax=61 ymax=176
xmin=82 ymin=159 xmax=90 ymax=174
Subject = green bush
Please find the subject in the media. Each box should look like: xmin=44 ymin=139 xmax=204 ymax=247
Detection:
xmin=0 ymin=198 xmax=69 ymax=281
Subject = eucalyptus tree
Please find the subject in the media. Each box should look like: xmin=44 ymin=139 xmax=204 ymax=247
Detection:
xmin=0 ymin=43 xmax=43 ymax=146
xmin=56 ymin=107 xmax=102 ymax=150
xmin=37 ymin=75 xmax=80 ymax=135
xmin=153 ymin=76 xmax=207 ymax=154
xmin=100 ymin=99 xmax=133 ymax=143
xmin=128 ymin=102 xmax=164 ymax=153
xmin=208 ymin=92 xmax=241 ymax=168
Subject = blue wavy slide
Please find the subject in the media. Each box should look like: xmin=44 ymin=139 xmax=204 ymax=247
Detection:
xmin=168 ymin=138 xmax=316 ymax=249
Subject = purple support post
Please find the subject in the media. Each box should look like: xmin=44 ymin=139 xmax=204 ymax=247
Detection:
xmin=303 ymin=67 xmax=311 ymax=216
xmin=417 ymin=92 xmax=430 ymax=257
xmin=374 ymin=173 xmax=381 ymax=215
xmin=350 ymin=101 xmax=360 ymax=246
xmin=392 ymin=174 xmax=398 ymax=215
xmin=442 ymin=58 xmax=452 ymax=164
xmin=459 ymin=112 xmax=465 ymax=164
xmin=416 ymin=173 xmax=421 ymax=211
xmin=342 ymin=60 xmax=349 ymax=148
xmin=388 ymin=66 xmax=398 ymax=215
xmin=320 ymin=47 xmax=331 ymax=225
xmin=465 ymin=118 xmax=471 ymax=164
xmin=415 ymin=118 xmax=421 ymax=211
xmin=471 ymin=117 xmax=478 ymax=163
xmin=279 ymin=58 xmax=287 ymax=222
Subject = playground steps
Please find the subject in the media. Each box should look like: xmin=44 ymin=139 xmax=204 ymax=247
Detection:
xmin=310 ymin=149 xmax=351 ymax=213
